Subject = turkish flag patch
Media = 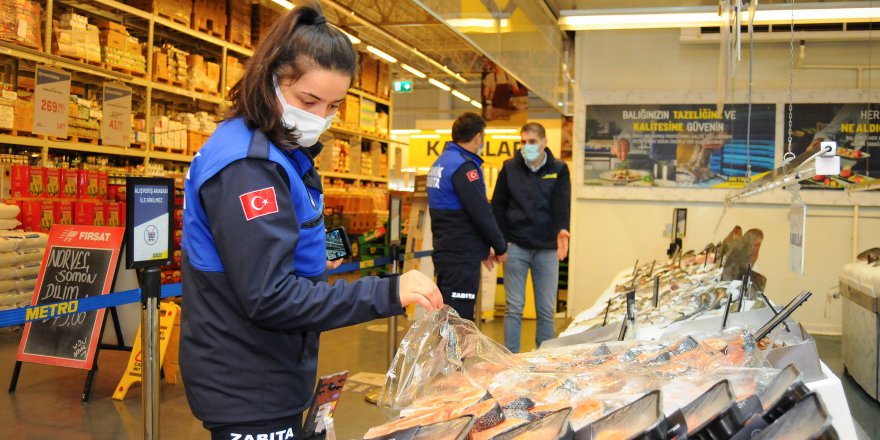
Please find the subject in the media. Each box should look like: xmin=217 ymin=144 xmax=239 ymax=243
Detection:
xmin=240 ymin=187 xmax=279 ymax=221
xmin=466 ymin=170 xmax=480 ymax=182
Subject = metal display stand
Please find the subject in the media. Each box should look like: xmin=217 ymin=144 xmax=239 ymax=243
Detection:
xmin=125 ymin=177 xmax=174 ymax=440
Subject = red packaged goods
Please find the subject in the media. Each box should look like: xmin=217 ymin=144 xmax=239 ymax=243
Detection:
xmin=107 ymin=184 xmax=126 ymax=202
xmin=39 ymin=201 xmax=54 ymax=232
xmin=105 ymin=202 xmax=125 ymax=227
xmin=98 ymin=172 xmax=108 ymax=200
xmin=11 ymin=165 xmax=28 ymax=198
xmin=54 ymin=200 xmax=73 ymax=225
xmin=60 ymin=169 xmax=78 ymax=198
xmin=17 ymin=200 xmax=41 ymax=232
xmin=74 ymin=200 xmax=95 ymax=226
xmin=28 ymin=166 xmax=44 ymax=197
xmin=77 ymin=170 xmax=99 ymax=199
xmin=44 ymin=168 xmax=61 ymax=198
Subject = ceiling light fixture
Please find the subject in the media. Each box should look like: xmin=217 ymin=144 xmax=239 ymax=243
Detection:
xmin=401 ymin=64 xmax=427 ymax=79
xmin=390 ymin=129 xmax=422 ymax=135
xmin=336 ymin=28 xmax=361 ymax=45
xmin=470 ymin=99 xmax=482 ymax=109
xmin=485 ymin=128 xmax=518 ymax=134
xmin=410 ymin=134 xmax=441 ymax=139
xmin=428 ymin=78 xmax=451 ymax=91
xmin=322 ymin=1 xmax=467 ymax=83
xmin=451 ymin=90 xmax=471 ymax=102
xmin=434 ymin=129 xmax=452 ymax=134
xmin=367 ymin=45 xmax=398 ymax=63
xmin=271 ymin=0 xmax=295 ymax=10
xmin=559 ymin=3 xmax=880 ymax=31
xmin=491 ymin=135 xmax=521 ymax=140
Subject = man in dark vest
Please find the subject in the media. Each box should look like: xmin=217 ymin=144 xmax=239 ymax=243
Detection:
xmin=427 ymin=112 xmax=507 ymax=321
xmin=492 ymin=122 xmax=571 ymax=352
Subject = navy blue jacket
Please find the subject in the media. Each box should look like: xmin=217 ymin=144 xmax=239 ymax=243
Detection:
xmin=492 ymin=148 xmax=571 ymax=250
xmin=427 ymin=142 xmax=507 ymax=264
xmin=180 ymin=118 xmax=403 ymax=425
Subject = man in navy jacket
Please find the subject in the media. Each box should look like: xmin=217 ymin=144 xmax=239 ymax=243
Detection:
xmin=427 ymin=112 xmax=507 ymax=320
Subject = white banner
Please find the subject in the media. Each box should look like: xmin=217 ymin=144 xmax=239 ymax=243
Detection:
xmin=101 ymin=83 xmax=132 ymax=147
xmin=33 ymin=66 xmax=71 ymax=137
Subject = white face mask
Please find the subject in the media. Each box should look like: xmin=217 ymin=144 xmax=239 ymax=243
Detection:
xmin=274 ymin=83 xmax=335 ymax=148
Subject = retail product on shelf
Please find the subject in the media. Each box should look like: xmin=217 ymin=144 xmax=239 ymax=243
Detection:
xmin=368 ymin=308 xmax=783 ymax=439
xmin=227 ymin=0 xmax=252 ymax=48
xmin=0 ymin=85 xmax=14 ymax=130
xmin=95 ymin=20 xmax=147 ymax=75
xmin=151 ymin=115 xmax=187 ymax=152
xmin=251 ymin=3 xmax=279 ymax=47
xmin=225 ymin=55 xmax=246 ymax=92
xmin=192 ymin=0 xmax=227 ymax=38
xmin=154 ymin=44 xmax=189 ymax=86
xmin=0 ymin=231 xmax=47 ymax=314
xmin=324 ymin=187 xmax=389 ymax=235
xmin=125 ymin=0 xmax=192 ymax=26
xmin=0 ymin=0 xmax=42 ymax=50
xmin=186 ymin=54 xmax=220 ymax=95
xmin=67 ymin=95 xmax=101 ymax=141
xmin=53 ymin=13 xmax=101 ymax=65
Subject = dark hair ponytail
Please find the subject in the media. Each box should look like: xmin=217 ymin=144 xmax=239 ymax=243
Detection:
xmin=227 ymin=2 xmax=357 ymax=150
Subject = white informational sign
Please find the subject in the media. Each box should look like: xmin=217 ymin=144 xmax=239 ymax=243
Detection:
xmin=101 ymin=83 xmax=132 ymax=147
xmin=790 ymin=202 xmax=806 ymax=275
xmin=125 ymin=178 xmax=174 ymax=269
xmin=33 ymin=66 xmax=71 ymax=137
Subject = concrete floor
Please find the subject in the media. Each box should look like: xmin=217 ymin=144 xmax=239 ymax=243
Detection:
xmin=0 ymin=319 xmax=878 ymax=439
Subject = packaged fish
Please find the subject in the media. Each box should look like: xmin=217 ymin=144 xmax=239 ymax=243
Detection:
xmin=754 ymin=393 xmax=838 ymax=440
xmin=584 ymin=390 xmax=667 ymax=440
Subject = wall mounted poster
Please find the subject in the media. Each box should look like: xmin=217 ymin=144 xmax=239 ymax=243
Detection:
xmin=584 ymin=104 xmax=776 ymax=188
xmin=785 ymin=104 xmax=878 ymax=190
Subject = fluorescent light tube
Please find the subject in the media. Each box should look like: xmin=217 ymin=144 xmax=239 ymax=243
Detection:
xmin=401 ymin=64 xmax=426 ymax=79
xmin=428 ymin=78 xmax=451 ymax=92
xmin=271 ymin=0 xmax=295 ymax=10
xmin=367 ymin=45 xmax=397 ymax=63
xmin=451 ymin=90 xmax=471 ymax=102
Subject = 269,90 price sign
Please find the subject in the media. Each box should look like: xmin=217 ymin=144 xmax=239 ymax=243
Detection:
xmin=33 ymin=66 xmax=71 ymax=137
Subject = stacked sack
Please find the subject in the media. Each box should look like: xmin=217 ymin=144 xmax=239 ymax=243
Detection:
xmin=0 ymin=231 xmax=48 ymax=327
xmin=0 ymin=202 xmax=20 ymax=230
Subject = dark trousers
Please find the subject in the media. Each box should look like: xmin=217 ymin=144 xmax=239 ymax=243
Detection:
xmin=434 ymin=260 xmax=481 ymax=321
xmin=207 ymin=414 xmax=302 ymax=440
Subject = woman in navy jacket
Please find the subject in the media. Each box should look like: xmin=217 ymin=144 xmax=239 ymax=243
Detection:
xmin=180 ymin=4 xmax=442 ymax=439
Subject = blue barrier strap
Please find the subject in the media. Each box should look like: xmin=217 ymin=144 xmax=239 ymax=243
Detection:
xmin=0 ymin=249 xmax=433 ymax=327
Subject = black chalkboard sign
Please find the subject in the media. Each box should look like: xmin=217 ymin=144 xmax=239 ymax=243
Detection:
xmin=16 ymin=225 xmax=124 ymax=369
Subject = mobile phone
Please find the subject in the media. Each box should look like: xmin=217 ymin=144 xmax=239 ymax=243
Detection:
xmin=325 ymin=227 xmax=352 ymax=261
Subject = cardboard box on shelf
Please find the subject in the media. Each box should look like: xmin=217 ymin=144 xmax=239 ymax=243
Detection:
xmin=360 ymin=56 xmax=379 ymax=95
xmin=125 ymin=0 xmax=192 ymax=27
xmin=99 ymin=29 xmax=127 ymax=51
xmin=98 ymin=172 xmax=108 ymax=200
xmin=0 ymin=104 xmax=12 ymax=130
xmin=152 ymin=52 xmax=169 ymax=80
xmin=343 ymin=95 xmax=359 ymax=130
xmin=94 ymin=19 xmax=127 ymax=34
xmin=13 ymin=99 xmax=33 ymax=133
xmin=377 ymin=61 xmax=391 ymax=99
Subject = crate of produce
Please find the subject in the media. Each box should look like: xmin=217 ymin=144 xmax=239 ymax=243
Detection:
xmin=125 ymin=0 xmax=191 ymax=27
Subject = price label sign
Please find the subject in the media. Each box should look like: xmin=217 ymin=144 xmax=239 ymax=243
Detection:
xmin=102 ymin=83 xmax=132 ymax=147
xmin=33 ymin=66 xmax=71 ymax=137
xmin=126 ymin=177 xmax=174 ymax=269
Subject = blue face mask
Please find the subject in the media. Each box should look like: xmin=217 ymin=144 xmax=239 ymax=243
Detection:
xmin=522 ymin=143 xmax=542 ymax=162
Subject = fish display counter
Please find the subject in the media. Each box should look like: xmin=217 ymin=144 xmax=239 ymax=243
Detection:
xmin=839 ymin=254 xmax=880 ymax=401
xmin=364 ymin=308 xmax=854 ymax=440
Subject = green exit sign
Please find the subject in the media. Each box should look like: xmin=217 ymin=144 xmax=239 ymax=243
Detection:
xmin=393 ymin=80 xmax=413 ymax=93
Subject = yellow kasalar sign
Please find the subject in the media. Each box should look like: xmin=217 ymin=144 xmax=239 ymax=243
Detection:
xmin=408 ymin=136 xmax=521 ymax=168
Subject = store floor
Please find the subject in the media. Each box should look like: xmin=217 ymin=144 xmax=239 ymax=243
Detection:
xmin=1 ymin=320 xmax=879 ymax=439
